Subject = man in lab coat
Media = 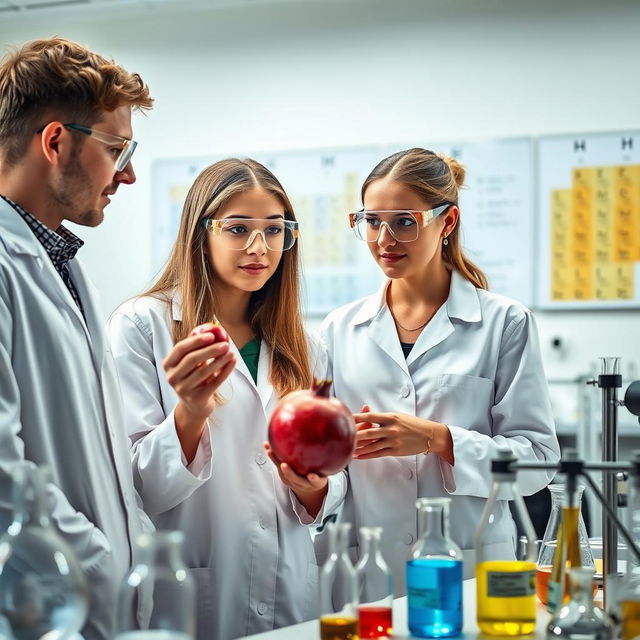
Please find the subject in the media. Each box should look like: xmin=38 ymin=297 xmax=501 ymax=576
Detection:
xmin=0 ymin=37 xmax=154 ymax=639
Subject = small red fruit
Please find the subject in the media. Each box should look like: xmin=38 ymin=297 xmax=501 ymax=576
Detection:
xmin=190 ymin=321 xmax=229 ymax=343
xmin=268 ymin=380 xmax=356 ymax=476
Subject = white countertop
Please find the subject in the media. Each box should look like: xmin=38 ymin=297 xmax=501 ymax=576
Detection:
xmin=236 ymin=579 xmax=552 ymax=639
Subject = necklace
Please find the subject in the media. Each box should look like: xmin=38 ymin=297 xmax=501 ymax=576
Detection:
xmin=391 ymin=309 xmax=433 ymax=332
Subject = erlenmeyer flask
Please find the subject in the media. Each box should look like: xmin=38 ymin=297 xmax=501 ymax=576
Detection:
xmin=536 ymin=482 xmax=595 ymax=609
xmin=0 ymin=462 xmax=88 ymax=640
xmin=546 ymin=567 xmax=614 ymax=640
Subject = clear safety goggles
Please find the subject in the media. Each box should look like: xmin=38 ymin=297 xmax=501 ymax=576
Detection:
xmin=348 ymin=203 xmax=452 ymax=243
xmin=202 ymin=217 xmax=299 ymax=252
xmin=64 ymin=124 xmax=137 ymax=172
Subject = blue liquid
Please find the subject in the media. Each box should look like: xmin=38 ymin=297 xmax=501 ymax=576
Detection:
xmin=406 ymin=558 xmax=463 ymax=638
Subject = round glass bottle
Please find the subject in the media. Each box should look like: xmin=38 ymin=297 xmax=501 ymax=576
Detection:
xmin=0 ymin=462 xmax=88 ymax=640
xmin=407 ymin=497 xmax=463 ymax=638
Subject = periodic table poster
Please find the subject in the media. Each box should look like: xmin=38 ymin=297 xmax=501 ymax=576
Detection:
xmin=537 ymin=132 xmax=640 ymax=309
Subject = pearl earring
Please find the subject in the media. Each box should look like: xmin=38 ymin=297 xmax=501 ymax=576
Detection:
xmin=443 ymin=236 xmax=449 ymax=246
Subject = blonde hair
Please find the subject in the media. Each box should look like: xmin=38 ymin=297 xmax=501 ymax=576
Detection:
xmin=144 ymin=158 xmax=312 ymax=398
xmin=0 ymin=37 xmax=152 ymax=166
xmin=361 ymin=147 xmax=488 ymax=290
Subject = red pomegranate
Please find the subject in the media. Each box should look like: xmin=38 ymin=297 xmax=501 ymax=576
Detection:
xmin=190 ymin=321 xmax=229 ymax=343
xmin=268 ymin=380 xmax=356 ymax=476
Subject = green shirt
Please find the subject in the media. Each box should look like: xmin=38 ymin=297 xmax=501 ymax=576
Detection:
xmin=239 ymin=337 xmax=260 ymax=383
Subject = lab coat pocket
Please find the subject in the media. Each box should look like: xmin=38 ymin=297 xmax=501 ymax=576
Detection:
xmin=191 ymin=568 xmax=213 ymax=640
xmin=435 ymin=374 xmax=494 ymax=432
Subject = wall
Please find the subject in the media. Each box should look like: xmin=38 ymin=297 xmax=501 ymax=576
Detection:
xmin=1 ymin=0 xmax=639 ymax=428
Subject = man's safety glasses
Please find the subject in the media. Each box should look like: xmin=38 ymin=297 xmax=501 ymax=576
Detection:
xmin=63 ymin=124 xmax=137 ymax=172
xmin=202 ymin=217 xmax=299 ymax=252
xmin=348 ymin=203 xmax=452 ymax=243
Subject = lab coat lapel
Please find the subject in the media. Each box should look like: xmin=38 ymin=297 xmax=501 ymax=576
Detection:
xmin=361 ymin=283 xmax=409 ymax=375
xmin=256 ymin=342 xmax=274 ymax=409
xmin=406 ymin=270 xmax=482 ymax=366
xmin=0 ymin=201 xmax=93 ymax=347
xmin=406 ymin=304 xmax=454 ymax=366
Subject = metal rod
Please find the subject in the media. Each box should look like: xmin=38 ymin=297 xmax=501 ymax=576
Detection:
xmin=602 ymin=383 xmax=619 ymax=611
xmin=581 ymin=471 xmax=640 ymax=563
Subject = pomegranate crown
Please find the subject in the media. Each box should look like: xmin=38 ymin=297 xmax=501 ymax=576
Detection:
xmin=311 ymin=378 xmax=332 ymax=398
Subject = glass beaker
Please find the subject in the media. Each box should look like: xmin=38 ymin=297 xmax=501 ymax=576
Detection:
xmin=536 ymin=482 xmax=595 ymax=608
xmin=546 ymin=567 xmax=614 ymax=640
xmin=0 ymin=462 xmax=88 ymax=640
xmin=115 ymin=531 xmax=196 ymax=640
xmin=319 ymin=522 xmax=359 ymax=640
xmin=407 ymin=497 xmax=463 ymax=638
xmin=356 ymin=527 xmax=392 ymax=638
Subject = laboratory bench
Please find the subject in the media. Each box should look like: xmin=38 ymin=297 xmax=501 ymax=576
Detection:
xmin=237 ymin=579 xmax=551 ymax=639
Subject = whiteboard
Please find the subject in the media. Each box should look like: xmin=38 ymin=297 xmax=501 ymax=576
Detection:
xmin=399 ymin=138 xmax=535 ymax=306
xmin=537 ymin=131 xmax=640 ymax=309
xmin=151 ymin=138 xmax=535 ymax=316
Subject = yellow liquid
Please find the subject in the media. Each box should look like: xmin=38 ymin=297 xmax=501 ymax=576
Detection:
xmin=476 ymin=560 xmax=536 ymax=636
xmin=320 ymin=615 xmax=359 ymax=640
xmin=621 ymin=600 xmax=640 ymax=640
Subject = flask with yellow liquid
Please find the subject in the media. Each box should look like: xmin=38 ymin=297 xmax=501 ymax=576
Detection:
xmin=475 ymin=449 xmax=538 ymax=636
xmin=319 ymin=522 xmax=359 ymax=640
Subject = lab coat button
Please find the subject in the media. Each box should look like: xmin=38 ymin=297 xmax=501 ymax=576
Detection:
xmin=259 ymin=518 xmax=266 ymax=530
xmin=406 ymin=468 xmax=414 ymax=480
xmin=255 ymin=453 xmax=267 ymax=465
xmin=404 ymin=533 xmax=414 ymax=545
xmin=400 ymin=385 xmax=411 ymax=398
xmin=257 ymin=602 xmax=268 ymax=615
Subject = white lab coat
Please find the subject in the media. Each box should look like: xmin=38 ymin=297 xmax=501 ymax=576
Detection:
xmin=107 ymin=294 xmax=346 ymax=640
xmin=0 ymin=199 xmax=153 ymax=639
xmin=319 ymin=270 xmax=560 ymax=594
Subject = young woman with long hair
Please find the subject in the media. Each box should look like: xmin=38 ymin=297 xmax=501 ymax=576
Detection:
xmin=108 ymin=158 xmax=344 ymax=640
xmin=320 ymin=147 xmax=560 ymax=592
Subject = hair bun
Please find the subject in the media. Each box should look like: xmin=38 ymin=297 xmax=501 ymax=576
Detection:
xmin=437 ymin=153 xmax=466 ymax=188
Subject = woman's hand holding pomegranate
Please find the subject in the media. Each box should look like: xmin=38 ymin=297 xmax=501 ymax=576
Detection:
xmin=352 ymin=410 xmax=454 ymax=465
xmin=163 ymin=329 xmax=236 ymax=462
xmin=264 ymin=442 xmax=328 ymax=518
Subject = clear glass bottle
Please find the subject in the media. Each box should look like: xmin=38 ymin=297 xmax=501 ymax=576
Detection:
xmin=619 ymin=450 xmax=640 ymax=640
xmin=475 ymin=449 xmax=537 ymax=636
xmin=546 ymin=567 xmax=614 ymax=640
xmin=0 ymin=462 xmax=88 ymax=640
xmin=116 ymin=531 xmax=196 ymax=640
xmin=319 ymin=522 xmax=359 ymax=640
xmin=407 ymin=497 xmax=462 ymax=638
xmin=356 ymin=526 xmax=392 ymax=638
xmin=537 ymin=482 xmax=595 ymax=608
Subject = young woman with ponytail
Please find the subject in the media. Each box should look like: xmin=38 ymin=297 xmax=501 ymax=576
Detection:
xmin=320 ymin=148 xmax=560 ymax=590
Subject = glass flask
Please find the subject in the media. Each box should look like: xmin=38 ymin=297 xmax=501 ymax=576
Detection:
xmin=116 ymin=531 xmax=196 ymax=640
xmin=475 ymin=449 xmax=538 ymax=636
xmin=546 ymin=567 xmax=614 ymax=640
xmin=619 ymin=450 xmax=640 ymax=640
xmin=538 ymin=481 xmax=595 ymax=612
xmin=319 ymin=522 xmax=359 ymax=640
xmin=407 ymin=497 xmax=462 ymax=638
xmin=0 ymin=462 xmax=88 ymax=640
xmin=355 ymin=527 xmax=392 ymax=638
